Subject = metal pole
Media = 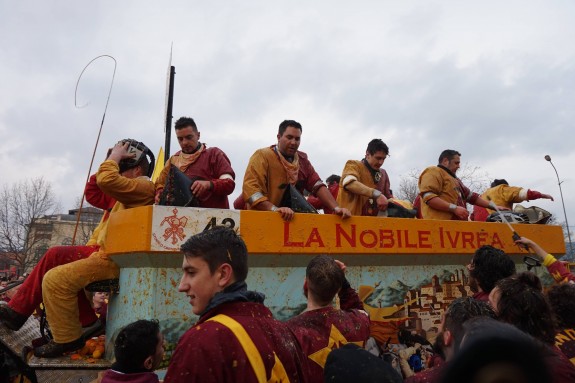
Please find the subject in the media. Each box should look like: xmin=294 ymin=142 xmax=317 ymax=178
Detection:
xmin=164 ymin=65 xmax=175 ymax=164
xmin=545 ymin=155 xmax=573 ymax=260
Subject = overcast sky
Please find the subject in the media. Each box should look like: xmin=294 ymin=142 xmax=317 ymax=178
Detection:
xmin=1 ymin=1 xmax=574 ymax=232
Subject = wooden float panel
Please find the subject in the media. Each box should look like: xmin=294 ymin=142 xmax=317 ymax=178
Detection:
xmin=105 ymin=206 xmax=565 ymax=256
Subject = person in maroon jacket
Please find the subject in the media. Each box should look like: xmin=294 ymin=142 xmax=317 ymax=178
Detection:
xmin=547 ymin=283 xmax=575 ymax=366
xmin=154 ymin=116 xmax=235 ymax=208
xmin=100 ymin=319 xmax=164 ymax=383
xmin=286 ymin=255 xmax=370 ymax=383
xmin=514 ymin=236 xmax=575 ymax=284
xmin=164 ymin=227 xmax=308 ymax=383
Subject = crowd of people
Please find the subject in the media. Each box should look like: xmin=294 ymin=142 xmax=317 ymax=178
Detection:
xmin=0 ymin=116 xmax=569 ymax=383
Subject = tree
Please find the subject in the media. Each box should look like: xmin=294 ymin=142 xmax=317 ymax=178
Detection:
xmin=0 ymin=178 xmax=61 ymax=272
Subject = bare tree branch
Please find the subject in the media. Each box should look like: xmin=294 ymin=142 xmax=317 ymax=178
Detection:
xmin=0 ymin=178 xmax=60 ymax=271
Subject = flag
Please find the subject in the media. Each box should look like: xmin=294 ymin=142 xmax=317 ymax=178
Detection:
xmin=151 ymin=147 xmax=165 ymax=182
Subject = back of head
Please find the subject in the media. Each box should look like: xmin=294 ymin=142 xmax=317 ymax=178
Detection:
xmin=470 ymin=245 xmax=516 ymax=294
xmin=306 ymin=255 xmax=344 ymax=306
xmin=174 ymin=116 xmax=198 ymax=131
xmin=118 ymin=138 xmax=154 ymax=178
xmin=366 ymin=139 xmax=389 ymax=155
xmin=114 ymin=319 xmax=160 ymax=371
xmin=278 ymin=120 xmax=302 ymax=136
xmin=438 ymin=149 xmax=461 ymax=164
xmin=491 ymin=179 xmax=509 ymax=188
xmin=495 ymin=272 xmax=556 ymax=345
xmin=442 ymin=317 xmax=552 ymax=383
xmin=326 ymin=174 xmax=341 ymax=186
xmin=547 ymin=283 xmax=575 ymax=329
xmin=180 ymin=226 xmax=248 ymax=283
xmin=324 ymin=343 xmax=403 ymax=383
xmin=444 ymin=297 xmax=496 ymax=353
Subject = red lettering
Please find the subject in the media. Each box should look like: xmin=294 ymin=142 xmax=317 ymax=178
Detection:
xmin=418 ymin=231 xmax=432 ymax=248
xmin=461 ymin=232 xmax=474 ymax=248
xmin=305 ymin=228 xmax=325 ymax=247
xmin=446 ymin=231 xmax=460 ymax=248
xmin=283 ymin=221 xmax=303 ymax=247
xmin=477 ymin=232 xmax=488 ymax=247
xmin=439 ymin=227 xmax=445 ymax=248
xmin=397 ymin=230 xmax=403 ymax=247
xmin=360 ymin=230 xmax=377 ymax=248
xmin=379 ymin=229 xmax=395 ymax=248
xmin=336 ymin=224 xmax=356 ymax=247
xmin=403 ymin=230 xmax=417 ymax=248
xmin=491 ymin=232 xmax=504 ymax=248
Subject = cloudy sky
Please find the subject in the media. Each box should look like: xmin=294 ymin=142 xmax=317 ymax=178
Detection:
xmin=1 ymin=1 xmax=574 ymax=232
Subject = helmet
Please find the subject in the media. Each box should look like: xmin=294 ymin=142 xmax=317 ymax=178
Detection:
xmin=486 ymin=211 xmax=530 ymax=224
xmin=117 ymin=139 xmax=155 ymax=178
xmin=513 ymin=204 xmax=552 ymax=225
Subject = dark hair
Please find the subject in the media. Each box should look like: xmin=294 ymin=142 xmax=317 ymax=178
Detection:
xmin=444 ymin=297 xmax=496 ymax=353
xmin=438 ymin=149 xmax=461 ymax=163
xmin=114 ymin=319 xmax=161 ymax=370
xmin=326 ymin=174 xmax=341 ymax=185
xmin=491 ymin=179 xmax=509 ymax=188
xmin=180 ymin=226 xmax=248 ymax=282
xmin=366 ymin=139 xmax=389 ymax=156
xmin=174 ymin=116 xmax=198 ymax=131
xmin=470 ymin=246 xmax=516 ymax=294
xmin=547 ymin=283 xmax=575 ymax=329
xmin=278 ymin=120 xmax=302 ymax=136
xmin=306 ymin=255 xmax=344 ymax=306
xmin=495 ymin=272 xmax=557 ymax=345
xmin=324 ymin=343 xmax=403 ymax=383
xmin=442 ymin=317 xmax=552 ymax=383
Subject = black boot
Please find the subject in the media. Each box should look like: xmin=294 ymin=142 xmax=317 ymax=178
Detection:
xmin=0 ymin=305 xmax=28 ymax=331
xmin=33 ymin=337 xmax=85 ymax=358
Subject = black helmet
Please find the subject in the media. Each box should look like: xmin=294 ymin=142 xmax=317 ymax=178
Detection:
xmin=117 ymin=139 xmax=155 ymax=178
xmin=486 ymin=211 xmax=530 ymax=224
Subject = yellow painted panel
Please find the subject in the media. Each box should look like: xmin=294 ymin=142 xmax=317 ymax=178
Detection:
xmin=105 ymin=205 xmax=153 ymax=254
xmin=239 ymin=210 xmax=565 ymax=255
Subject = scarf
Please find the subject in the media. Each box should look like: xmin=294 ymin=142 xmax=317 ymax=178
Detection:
xmin=200 ymin=281 xmax=266 ymax=318
xmin=362 ymin=158 xmax=382 ymax=183
xmin=274 ymin=145 xmax=299 ymax=185
xmin=174 ymin=143 xmax=205 ymax=171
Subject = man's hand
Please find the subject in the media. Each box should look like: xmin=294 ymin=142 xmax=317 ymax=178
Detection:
xmin=276 ymin=207 xmax=295 ymax=221
xmin=376 ymin=195 xmax=389 ymax=211
xmin=453 ymin=206 xmax=469 ymax=220
xmin=333 ymin=207 xmax=351 ymax=219
xmin=154 ymin=188 xmax=163 ymax=204
xmin=514 ymin=236 xmax=547 ymax=261
xmin=190 ymin=180 xmax=212 ymax=198
xmin=334 ymin=260 xmax=347 ymax=273
xmin=107 ymin=141 xmax=136 ymax=164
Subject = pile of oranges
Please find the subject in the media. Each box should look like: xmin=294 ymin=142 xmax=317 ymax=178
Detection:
xmin=70 ymin=335 xmax=106 ymax=362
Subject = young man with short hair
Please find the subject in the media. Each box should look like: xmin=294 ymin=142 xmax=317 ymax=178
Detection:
xmin=287 ymin=255 xmax=370 ymax=382
xmin=242 ymin=119 xmax=350 ymax=221
xmin=164 ymin=227 xmax=308 ymax=383
xmin=155 ymin=116 xmax=235 ymax=208
xmin=100 ymin=319 xmax=164 ymax=383
xmin=337 ymin=139 xmax=393 ymax=216
xmin=418 ymin=149 xmax=507 ymax=220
